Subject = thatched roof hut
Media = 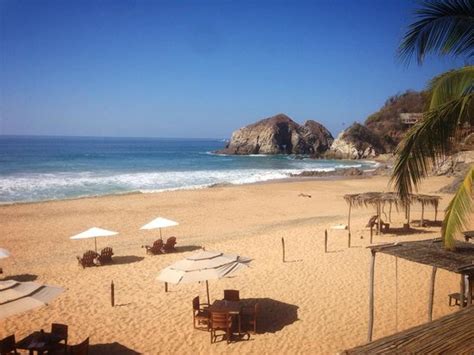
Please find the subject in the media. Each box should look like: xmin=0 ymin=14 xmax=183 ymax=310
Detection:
xmin=360 ymin=239 xmax=474 ymax=345
xmin=343 ymin=192 xmax=440 ymax=234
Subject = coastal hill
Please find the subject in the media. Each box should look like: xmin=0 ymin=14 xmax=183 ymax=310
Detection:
xmin=216 ymin=113 xmax=334 ymax=156
xmin=328 ymin=90 xmax=427 ymax=159
xmin=218 ymin=91 xmax=428 ymax=159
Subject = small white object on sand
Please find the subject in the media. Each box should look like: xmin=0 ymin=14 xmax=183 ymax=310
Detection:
xmin=330 ymin=224 xmax=348 ymax=230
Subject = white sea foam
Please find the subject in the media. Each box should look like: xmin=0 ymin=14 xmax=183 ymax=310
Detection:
xmin=0 ymin=169 xmax=292 ymax=203
xmin=0 ymin=160 xmax=379 ymax=204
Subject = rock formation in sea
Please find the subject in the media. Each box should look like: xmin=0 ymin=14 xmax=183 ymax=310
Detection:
xmin=290 ymin=167 xmax=364 ymax=177
xmin=216 ymin=113 xmax=333 ymax=156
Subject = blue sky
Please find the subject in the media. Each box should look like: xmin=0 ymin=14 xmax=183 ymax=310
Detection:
xmin=0 ymin=0 xmax=463 ymax=138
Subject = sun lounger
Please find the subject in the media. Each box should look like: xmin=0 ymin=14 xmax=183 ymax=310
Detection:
xmin=367 ymin=215 xmax=390 ymax=233
xmin=144 ymin=239 xmax=164 ymax=255
xmin=98 ymin=247 xmax=114 ymax=264
xmin=163 ymin=237 xmax=177 ymax=253
xmin=77 ymin=250 xmax=100 ymax=268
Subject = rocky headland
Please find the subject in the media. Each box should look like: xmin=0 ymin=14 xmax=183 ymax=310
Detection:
xmin=216 ymin=113 xmax=333 ymax=156
xmin=216 ymin=90 xmax=472 ymax=182
xmin=327 ymin=90 xmax=427 ymax=159
xmin=218 ymin=91 xmax=428 ymax=160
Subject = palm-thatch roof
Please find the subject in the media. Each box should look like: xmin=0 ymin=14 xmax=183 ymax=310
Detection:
xmin=343 ymin=192 xmax=440 ymax=209
xmin=342 ymin=307 xmax=474 ymax=354
xmin=369 ymin=238 xmax=474 ymax=275
xmin=343 ymin=192 xmax=440 ymax=232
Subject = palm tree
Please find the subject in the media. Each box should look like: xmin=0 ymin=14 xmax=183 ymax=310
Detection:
xmin=392 ymin=0 xmax=474 ymax=250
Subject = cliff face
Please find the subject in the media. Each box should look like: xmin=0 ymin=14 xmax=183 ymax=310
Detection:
xmin=217 ymin=114 xmax=333 ymax=155
xmin=365 ymin=90 xmax=427 ymax=152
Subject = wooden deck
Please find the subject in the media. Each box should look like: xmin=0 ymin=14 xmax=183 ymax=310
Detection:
xmin=400 ymin=112 xmax=423 ymax=125
xmin=342 ymin=307 xmax=474 ymax=354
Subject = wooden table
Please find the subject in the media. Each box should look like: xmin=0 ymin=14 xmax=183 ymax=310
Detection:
xmin=208 ymin=300 xmax=242 ymax=335
xmin=16 ymin=331 xmax=62 ymax=355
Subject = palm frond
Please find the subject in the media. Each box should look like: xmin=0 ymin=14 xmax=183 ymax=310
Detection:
xmin=428 ymin=66 xmax=474 ymax=109
xmin=390 ymin=92 xmax=474 ymax=201
xmin=442 ymin=166 xmax=474 ymax=250
xmin=398 ymin=0 xmax=474 ymax=64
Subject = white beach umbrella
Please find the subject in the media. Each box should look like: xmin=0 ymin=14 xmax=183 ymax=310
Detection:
xmin=157 ymin=250 xmax=252 ymax=303
xmin=140 ymin=217 xmax=179 ymax=240
xmin=0 ymin=248 xmax=10 ymax=259
xmin=0 ymin=280 xmax=64 ymax=319
xmin=70 ymin=227 xmax=118 ymax=252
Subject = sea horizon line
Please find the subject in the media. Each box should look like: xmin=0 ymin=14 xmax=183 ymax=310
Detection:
xmin=0 ymin=134 xmax=227 ymax=141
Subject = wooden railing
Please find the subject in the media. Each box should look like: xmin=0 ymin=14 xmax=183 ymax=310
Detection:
xmin=400 ymin=113 xmax=423 ymax=125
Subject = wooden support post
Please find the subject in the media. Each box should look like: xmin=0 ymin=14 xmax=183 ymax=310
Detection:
xmin=407 ymin=204 xmax=411 ymax=228
xmin=111 ymin=280 xmax=115 ymax=307
xmin=370 ymin=226 xmax=373 ymax=244
xmin=395 ymin=257 xmax=398 ymax=331
xmin=206 ymin=280 xmax=210 ymax=305
xmin=460 ymin=275 xmax=466 ymax=308
xmin=324 ymin=230 xmax=328 ymax=253
xmin=434 ymin=205 xmax=438 ymax=222
xmin=427 ymin=267 xmax=437 ymax=322
xmin=165 ymin=282 xmax=168 ymax=293
xmin=467 ymin=275 xmax=472 ymax=307
xmin=368 ymin=250 xmax=376 ymax=342
xmin=421 ymin=203 xmax=425 ymax=227
xmin=348 ymin=232 xmax=351 ymax=248
xmin=281 ymin=237 xmax=286 ymax=263
xmin=348 ymin=203 xmax=352 ymax=238
xmin=377 ymin=203 xmax=381 ymax=236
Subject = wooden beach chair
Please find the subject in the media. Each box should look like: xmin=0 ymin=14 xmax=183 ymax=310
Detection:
xmin=163 ymin=237 xmax=177 ymax=253
xmin=50 ymin=323 xmax=68 ymax=354
xmin=69 ymin=337 xmax=89 ymax=355
xmin=144 ymin=239 xmax=164 ymax=255
xmin=447 ymin=292 xmax=474 ymax=307
xmin=223 ymin=289 xmax=240 ymax=302
xmin=193 ymin=296 xmax=210 ymax=330
xmin=366 ymin=215 xmax=390 ymax=233
xmin=0 ymin=334 xmax=18 ymax=354
xmin=77 ymin=250 xmax=100 ymax=268
xmin=210 ymin=311 xmax=233 ymax=344
xmin=241 ymin=303 xmax=259 ymax=334
xmin=98 ymin=247 xmax=114 ymax=264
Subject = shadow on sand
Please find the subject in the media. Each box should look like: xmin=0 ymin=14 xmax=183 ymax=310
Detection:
xmin=89 ymin=342 xmax=141 ymax=355
xmin=411 ymin=219 xmax=443 ymax=228
xmin=175 ymin=245 xmax=203 ymax=253
xmin=240 ymin=297 xmax=299 ymax=333
xmin=2 ymin=273 xmax=38 ymax=282
xmin=384 ymin=227 xmax=433 ymax=236
xmin=107 ymin=256 xmax=144 ymax=266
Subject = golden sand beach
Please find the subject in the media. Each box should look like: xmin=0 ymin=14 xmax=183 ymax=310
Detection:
xmin=0 ymin=175 xmax=462 ymax=354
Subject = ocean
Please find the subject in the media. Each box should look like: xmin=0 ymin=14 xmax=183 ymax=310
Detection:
xmin=0 ymin=136 xmax=378 ymax=204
